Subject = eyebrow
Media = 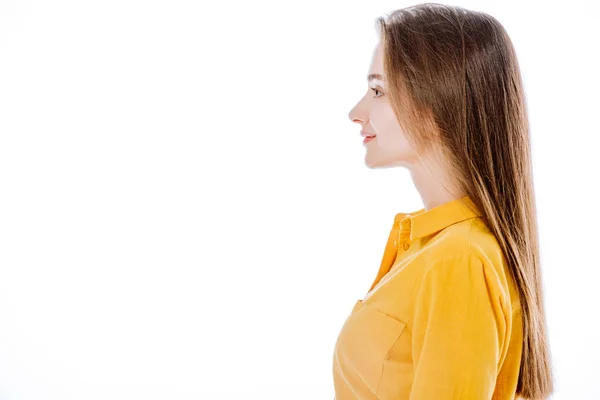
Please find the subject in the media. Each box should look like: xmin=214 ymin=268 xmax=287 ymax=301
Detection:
xmin=368 ymin=73 xmax=385 ymax=82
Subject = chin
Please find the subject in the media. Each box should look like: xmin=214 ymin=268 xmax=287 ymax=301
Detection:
xmin=365 ymin=158 xmax=386 ymax=169
xmin=365 ymin=156 xmax=406 ymax=169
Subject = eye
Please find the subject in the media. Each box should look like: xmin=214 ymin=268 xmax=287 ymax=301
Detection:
xmin=370 ymin=87 xmax=383 ymax=98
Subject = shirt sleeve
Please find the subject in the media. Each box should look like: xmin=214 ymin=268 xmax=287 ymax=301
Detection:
xmin=408 ymin=252 xmax=507 ymax=399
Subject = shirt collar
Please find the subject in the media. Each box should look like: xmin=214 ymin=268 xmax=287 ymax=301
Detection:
xmin=393 ymin=196 xmax=483 ymax=241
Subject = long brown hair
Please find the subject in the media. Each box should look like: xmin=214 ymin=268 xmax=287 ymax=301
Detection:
xmin=374 ymin=3 xmax=554 ymax=399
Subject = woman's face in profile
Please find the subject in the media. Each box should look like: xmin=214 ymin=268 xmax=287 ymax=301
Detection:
xmin=348 ymin=42 xmax=418 ymax=169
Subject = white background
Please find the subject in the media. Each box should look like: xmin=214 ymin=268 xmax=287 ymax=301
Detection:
xmin=0 ymin=0 xmax=598 ymax=399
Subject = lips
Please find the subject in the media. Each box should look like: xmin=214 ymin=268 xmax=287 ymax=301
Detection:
xmin=363 ymin=135 xmax=376 ymax=144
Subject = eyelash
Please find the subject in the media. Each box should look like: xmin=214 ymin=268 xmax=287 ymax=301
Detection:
xmin=370 ymin=87 xmax=383 ymax=98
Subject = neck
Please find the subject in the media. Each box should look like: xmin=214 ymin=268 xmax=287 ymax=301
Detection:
xmin=408 ymin=161 xmax=465 ymax=211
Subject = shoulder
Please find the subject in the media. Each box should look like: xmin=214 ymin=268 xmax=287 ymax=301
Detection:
xmin=420 ymin=217 xmax=513 ymax=311
xmin=420 ymin=217 xmax=500 ymax=261
xmin=421 ymin=216 xmax=505 ymax=268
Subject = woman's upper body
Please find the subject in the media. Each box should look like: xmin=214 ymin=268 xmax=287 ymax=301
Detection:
xmin=332 ymin=196 xmax=523 ymax=399
xmin=342 ymin=4 xmax=554 ymax=398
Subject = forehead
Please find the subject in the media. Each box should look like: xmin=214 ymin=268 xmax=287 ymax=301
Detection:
xmin=368 ymin=43 xmax=385 ymax=82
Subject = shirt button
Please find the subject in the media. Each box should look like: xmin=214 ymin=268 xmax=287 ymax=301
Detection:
xmin=403 ymin=242 xmax=410 ymax=250
xmin=401 ymin=219 xmax=411 ymax=229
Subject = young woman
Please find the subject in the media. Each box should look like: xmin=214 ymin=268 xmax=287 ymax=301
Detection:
xmin=333 ymin=4 xmax=554 ymax=400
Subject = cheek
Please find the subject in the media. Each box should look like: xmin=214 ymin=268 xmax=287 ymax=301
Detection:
xmin=370 ymin=105 xmax=418 ymax=158
xmin=372 ymin=112 xmax=408 ymax=148
xmin=370 ymin=108 xmax=395 ymax=137
xmin=373 ymin=123 xmax=417 ymax=162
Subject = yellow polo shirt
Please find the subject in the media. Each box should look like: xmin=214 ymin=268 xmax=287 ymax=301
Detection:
xmin=332 ymin=196 xmax=523 ymax=399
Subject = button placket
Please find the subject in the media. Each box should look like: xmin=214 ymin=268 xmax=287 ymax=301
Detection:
xmin=398 ymin=218 xmax=412 ymax=254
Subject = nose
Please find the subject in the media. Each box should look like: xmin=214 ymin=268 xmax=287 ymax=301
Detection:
xmin=348 ymin=108 xmax=362 ymax=124
xmin=348 ymin=98 xmax=366 ymax=125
